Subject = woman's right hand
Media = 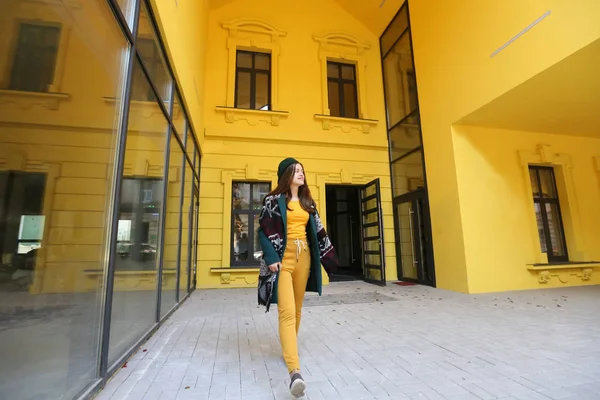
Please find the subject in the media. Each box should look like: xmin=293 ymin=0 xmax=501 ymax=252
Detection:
xmin=268 ymin=262 xmax=281 ymax=272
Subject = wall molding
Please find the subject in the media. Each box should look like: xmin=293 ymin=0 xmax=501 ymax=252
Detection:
xmin=314 ymin=114 xmax=377 ymax=134
xmin=215 ymin=106 xmax=289 ymax=127
xmin=313 ymin=31 xmax=371 ymax=119
xmin=527 ymin=264 xmax=598 ymax=284
xmin=518 ymin=144 xmax=587 ymax=264
xmin=0 ymin=90 xmax=70 ymax=111
xmin=222 ymin=18 xmax=287 ymax=110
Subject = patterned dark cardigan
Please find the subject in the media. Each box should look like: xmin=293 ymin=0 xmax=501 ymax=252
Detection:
xmin=258 ymin=194 xmax=338 ymax=305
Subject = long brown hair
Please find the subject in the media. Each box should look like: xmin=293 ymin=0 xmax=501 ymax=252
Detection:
xmin=267 ymin=162 xmax=316 ymax=213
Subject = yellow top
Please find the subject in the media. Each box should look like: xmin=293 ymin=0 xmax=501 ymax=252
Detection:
xmin=287 ymin=200 xmax=309 ymax=241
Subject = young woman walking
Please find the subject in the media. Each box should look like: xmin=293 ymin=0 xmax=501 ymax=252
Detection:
xmin=258 ymin=157 xmax=338 ymax=397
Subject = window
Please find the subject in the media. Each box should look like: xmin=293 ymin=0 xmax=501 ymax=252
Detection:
xmin=327 ymin=61 xmax=358 ymax=118
xmin=231 ymin=182 xmax=270 ymax=266
xmin=131 ymin=37 xmax=170 ymax=101
xmin=529 ymin=166 xmax=568 ymax=262
xmin=235 ymin=51 xmax=271 ymax=110
xmin=9 ymin=23 xmax=61 ymax=92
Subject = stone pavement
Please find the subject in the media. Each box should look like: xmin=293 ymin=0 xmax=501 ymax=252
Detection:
xmin=94 ymin=282 xmax=600 ymax=400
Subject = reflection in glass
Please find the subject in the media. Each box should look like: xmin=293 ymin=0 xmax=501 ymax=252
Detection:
xmin=380 ymin=6 xmax=409 ymax=56
xmin=252 ymin=183 xmax=270 ymax=210
xmin=0 ymin=1 xmax=127 ymax=398
xmin=116 ymin=0 xmax=137 ymax=30
xmin=172 ymin=91 xmax=186 ymax=142
xmin=389 ymin=112 xmax=421 ymax=160
xmin=391 ymin=151 xmax=424 ymax=197
xmin=109 ymin=59 xmax=168 ymax=366
xmin=136 ymin=2 xmax=172 ymax=104
xmin=232 ymin=214 xmax=249 ymax=262
xmin=160 ymin=134 xmax=184 ymax=317
xmin=233 ymin=183 xmax=250 ymax=210
xmin=545 ymin=203 xmax=567 ymax=257
xmin=383 ymin=33 xmax=417 ymax=127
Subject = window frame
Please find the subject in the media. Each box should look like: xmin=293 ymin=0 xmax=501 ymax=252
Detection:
xmin=327 ymin=61 xmax=359 ymax=119
xmin=529 ymin=166 xmax=569 ymax=263
xmin=9 ymin=22 xmax=62 ymax=93
xmin=234 ymin=50 xmax=272 ymax=111
xmin=230 ymin=181 xmax=270 ymax=267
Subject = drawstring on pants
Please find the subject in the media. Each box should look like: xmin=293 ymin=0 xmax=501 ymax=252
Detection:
xmin=293 ymin=238 xmax=307 ymax=261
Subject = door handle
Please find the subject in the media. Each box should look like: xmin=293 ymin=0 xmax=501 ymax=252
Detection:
xmin=408 ymin=207 xmax=418 ymax=266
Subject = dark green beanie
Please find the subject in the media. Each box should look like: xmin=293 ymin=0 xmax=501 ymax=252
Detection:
xmin=277 ymin=157 xmax=299 ymax=181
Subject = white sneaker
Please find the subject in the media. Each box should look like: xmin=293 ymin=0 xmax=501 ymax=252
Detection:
xmin=289 ymin=372 xmax=306 ymax=398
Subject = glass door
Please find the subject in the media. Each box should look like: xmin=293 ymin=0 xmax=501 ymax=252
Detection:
xmin=393 ymin=189 xmax=435 ymax=286
xmin=360 ymin=179 xmax=386 ymax=285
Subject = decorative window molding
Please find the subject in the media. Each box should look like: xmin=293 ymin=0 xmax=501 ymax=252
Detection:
xmin=527 ymin=263 xmax=599 ymax=284
xmin=0 ymin=89 xmax=70 ymax=111
xmin=314 ymin=114 xmax=377 ymax=134
xmin=215 ymin=106 xmax=289 ymax=127
xmin=313 ymin=32 xmax=372 ymax=120
xmin=222 ymin=18 xmax=287 ymax=110
xmin=518 ymin=144 xmax=587 ymax=264
xmin=219 ymin=166 xmax=278 ymax=269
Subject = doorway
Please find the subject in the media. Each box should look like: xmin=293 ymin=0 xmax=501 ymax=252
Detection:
xmin=393 ymin=189 xmax=435 ymax=286
xmin=326 ymin=185 xmax=362 ymax=281
xmin=325 ymin=179 xmax=386 ymax=285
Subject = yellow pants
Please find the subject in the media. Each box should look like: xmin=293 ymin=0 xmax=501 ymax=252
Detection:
xmin=278 ymin=237 xmax=310 ymax=373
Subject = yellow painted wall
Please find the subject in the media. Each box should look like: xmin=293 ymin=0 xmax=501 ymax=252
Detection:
xmin=197 ymin=0 xmax=397 ymax=288
xmin=150 ymin=0 xmax=209 ymax=147
xmin=453 ymin=126 xmax=600 ymax=292
xmin=408 ymin=0 xmax=600 ymax=292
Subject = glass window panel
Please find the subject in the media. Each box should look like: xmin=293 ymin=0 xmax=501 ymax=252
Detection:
xmin=252 ymin=183 xmax=270 ymax=210
xmin=172 ymin=91 xmax=186 ymax=141
xmin=236 ymin=71 xmax=251 ymax=109
xmin=392 ymin=151 xmax=424 ymax=196
xmin=179 ymin=161 xmax=193 ymax=298
xmin=253 ymin=214 xmax=261 ymax=254
xmin=116 ymin=0 xmax=137 ymax=30
xmin=237 ymin=51 xmax=252 ymax=68
xmin=328 ymin=81 xmax=340 ymax=117
xmin=365 ymin=253 xmax=381 ymax=265
xmin=341 ymin=64 xmax=355 ymax=80
xmin=327 ymin=63 xmax=339 ymax=78
xmin=363 ymin=225 xmax=380 ymax=238
xmin=232 ymin=214 xmax=249 ymax=262
xmin=136 ymin=2 xmax=172 ymax=105
xmin=362 ymin=198 xmax=377 ymax=212
xmin=110 ymin=59 xmax=168 ymax=365
xmin=343 ymin=83 xmax=357 ymax=118
xmin=538 ymin=169 xmax=557 ymax=198
xmin=533 ymin=203 xmax=547 ymax=254
xmin=186 ymin=131 xmax=195 ymax=161
xmin=383 ymin=33 xmax=414 ymax=127
xmin=397 ymin=202 xmax=418 ymax=279
xmin=255 ymin=53 xmax=270 ymax=70
xmin=365 ymin=267 xmax=382 ymax=281
xmin=529 ymin=168 xmax=541 ymax=198
xmin=380 ymin=8 xmax=409 ymax=55
xmin=255 ymin=73 xmax=269 ymax=110
xmin=0 ymin=1 xmax=128 ymax=398
xmin=233 ymin=183 xmax=250 ymax=210
xmin=545 ymin=203 xmax=567 ymax=257
xmin=160 ymin=134 xmax=184 ymax=317
xmin=389 ymin=113 xmax=421 ymax=160
xmin=364 ymin=240 xmax=381 ymax=252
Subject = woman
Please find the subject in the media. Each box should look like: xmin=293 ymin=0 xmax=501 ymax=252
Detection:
xmin=258 ymin=157 xmax=338 ymax=398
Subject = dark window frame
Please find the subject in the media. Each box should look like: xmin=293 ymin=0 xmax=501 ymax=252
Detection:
xmin=9 ymin=22 xmax=61 ymax=93
xmin=327 ymin=61 xmax=359 ymax=119
xmin=529 ymin=166 xmax=569 ymax=263
xmin=230 ymin=181 xmax=270 ymax=267
xmin=234 ymin=50 xmax=272 ymax=110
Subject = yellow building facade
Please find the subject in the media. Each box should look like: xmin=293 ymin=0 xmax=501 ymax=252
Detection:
xmin=154 ymin=0 xmax=600 ymax=294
